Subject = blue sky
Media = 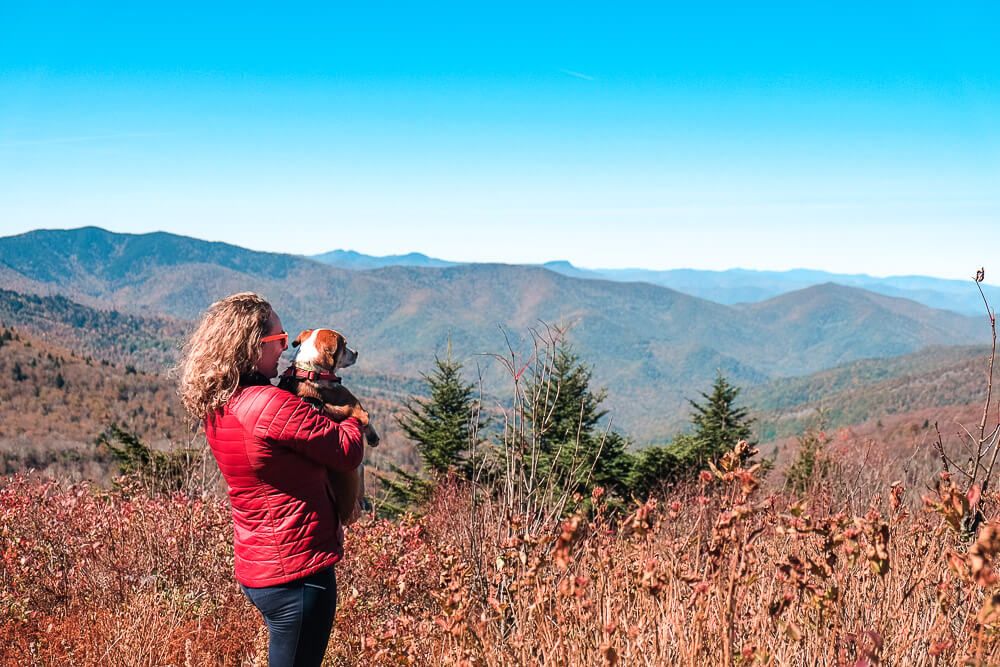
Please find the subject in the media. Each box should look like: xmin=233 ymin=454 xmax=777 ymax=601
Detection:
xmin=1 ymin=2 xmax=997 ymax=281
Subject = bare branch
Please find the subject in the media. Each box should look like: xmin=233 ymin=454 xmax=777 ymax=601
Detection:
xmin=974 ymin=271 xmax=999 ymax=493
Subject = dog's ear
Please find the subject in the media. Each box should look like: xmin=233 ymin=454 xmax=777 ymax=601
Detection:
xmin=314 ymin=330 xmax=344 ymax=369
xmin=291 ymin=329 xmax=312 ymax=348
xmin=332 ymin=332 xmax=346 ymax=364
xmin=320 ymin=331 xmax=345 ymax=369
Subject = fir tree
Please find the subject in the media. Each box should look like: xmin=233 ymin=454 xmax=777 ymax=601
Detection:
xmin=398 ymin=353 xmax=478 ymax=476
xmin=624 ymin=432 xmax=708 ymax=498
xmin=626 ymin=445 xmax=680 ymax=499
xmin=622 ymin=376 xmax=755 ymax=497
xmin=95 ymin=423 xmax=198 ymax=495
xmin=378 ymin=465 xmax=435 ymax=517
xmin=527 ymin=342 xmax=631 ymax=497
xmin=688 ymin=372 xmax=755 ymax=464
xmin=785 ymin=410 xmax=831 ymax=494
xmin=382 ymin=351 xmax=480 ymax=515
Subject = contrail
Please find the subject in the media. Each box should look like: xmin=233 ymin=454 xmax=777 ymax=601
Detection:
xmin=559 ymin=69 xmax=595 ymax=81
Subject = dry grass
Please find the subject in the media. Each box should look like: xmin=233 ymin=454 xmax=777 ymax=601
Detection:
xmin=4 ymin=428 xmax=1000 ymax=666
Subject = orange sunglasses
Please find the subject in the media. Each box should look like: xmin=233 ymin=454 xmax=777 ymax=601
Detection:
xmin=261 ymin=331 xmax=288 ymax=346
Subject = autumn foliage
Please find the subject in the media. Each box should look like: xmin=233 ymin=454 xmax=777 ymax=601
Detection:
xmin=3 ymin=429 xmax=1000 ymax=666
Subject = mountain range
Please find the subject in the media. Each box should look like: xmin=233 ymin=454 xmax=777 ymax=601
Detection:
xmin=310 ymin=249 xmax=997 ymax=316
xmin=0 ymin=226 xmax=991 ymax=442
xmin=1 ymin=287 xmax=990 ymax=474
xmin=312 ymin=249 xmax=457 ymax=270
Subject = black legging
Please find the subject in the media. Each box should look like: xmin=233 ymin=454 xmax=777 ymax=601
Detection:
xmin=241 ymin=567 xmax=337 ymax=667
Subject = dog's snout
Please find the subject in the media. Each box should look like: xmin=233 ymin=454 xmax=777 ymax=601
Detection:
xmin=342 ymin=347 xmax=358 ymax=367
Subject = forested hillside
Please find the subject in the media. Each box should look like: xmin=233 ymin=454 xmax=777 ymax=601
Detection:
xmin=0 ymin=320 xmax=416 ymax=480
xmin=750 ymin=344 xmax=992 ymax=440
xmin=0 ymin=289 xmax=186 ymax=371
xmin=0 ymin=325 xmax=187 ymax=480
xmin=1 ymin=227 xmax=989 ymax=441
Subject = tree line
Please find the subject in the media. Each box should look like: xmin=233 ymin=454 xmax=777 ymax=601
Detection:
xmin=380 ymin=339 xmax=756 ymax=516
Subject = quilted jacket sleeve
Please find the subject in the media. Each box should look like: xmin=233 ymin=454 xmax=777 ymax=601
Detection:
xmin=256 ymin=390 xmax=365 ymax=472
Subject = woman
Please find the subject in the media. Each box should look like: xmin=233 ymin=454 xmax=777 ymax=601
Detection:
xmin=178 ymin=292 xmax=365 ymax=667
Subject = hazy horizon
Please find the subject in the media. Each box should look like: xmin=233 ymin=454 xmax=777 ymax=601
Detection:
xmin=3 ymin=223 xmax=998 ymax=287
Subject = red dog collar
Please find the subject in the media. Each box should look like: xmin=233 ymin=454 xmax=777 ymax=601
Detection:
xmin=282 ymin=366 xmax=341 ymax=383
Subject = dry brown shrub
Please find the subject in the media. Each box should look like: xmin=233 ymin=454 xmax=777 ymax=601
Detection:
xmin=7 ymin=431 xmax=1000 ymax=665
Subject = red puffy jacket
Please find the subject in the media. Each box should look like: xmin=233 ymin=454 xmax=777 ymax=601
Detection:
xmin=204 ymin=376 xmax=365 ymax=587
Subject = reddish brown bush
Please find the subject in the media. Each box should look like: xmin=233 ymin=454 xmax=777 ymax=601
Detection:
xmin=0 ymin=475 xmax=260 ymax=665
xmin=5 ymin=434 xmax=1000 ymax=665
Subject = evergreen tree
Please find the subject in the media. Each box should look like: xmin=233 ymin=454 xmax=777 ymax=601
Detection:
xmin=378 ymin=464 xmax=435 ymax=517
xmin=527 ymin=342 xmax=631 ymax=497
xmin=95 ymin=423 xmax=198 ymax=495
xmin=688 ymin=372 xmax=755 ymax=464
xmin=382 ymin=352 xmax=480 ymax=515
xmin=592 ymin=431 xmax=633 ymax=497
xmin=785 ymin=410 xmax=831 ymax=494
xmin=626 ymin=445 xmax=680 ymax=499
xmin=624 ymin=432 xmax=710 ymax=498
xmin=398 ymin=353 xmax=479 ymax=476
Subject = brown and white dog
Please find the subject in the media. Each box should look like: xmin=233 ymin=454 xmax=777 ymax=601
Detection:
xmin=277 ymin=328 xmax=379 ymax=525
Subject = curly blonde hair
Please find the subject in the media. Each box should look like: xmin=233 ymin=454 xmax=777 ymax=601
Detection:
xmin=177 ymin=292 xmax=274 ymax=422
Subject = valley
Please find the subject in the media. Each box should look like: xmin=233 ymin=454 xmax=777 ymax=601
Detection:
xmin=0 ymin=227 xmax=991 ymax=444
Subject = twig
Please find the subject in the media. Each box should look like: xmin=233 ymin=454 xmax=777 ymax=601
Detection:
xmin=934 ymin=422 xmax=973 ymax=481
xmin=974 ymin=272 xmax=999 ymax=493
